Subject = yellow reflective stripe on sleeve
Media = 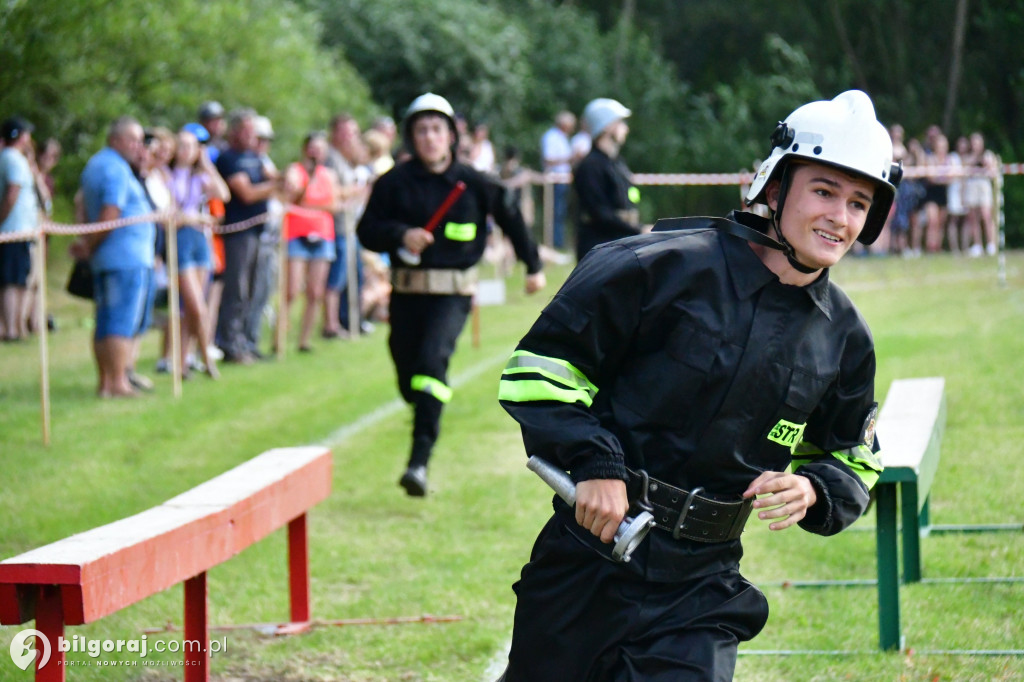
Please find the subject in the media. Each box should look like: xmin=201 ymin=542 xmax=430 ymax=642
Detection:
xmin=831 ymin=445 xmax=883 ymax=489
xmin=498 ymin=350 xmax=598 ymax=407
xmin=411 ymin=374 xmax=453 ymax=403
xmin=793 ymin=441 xmax=825 ymax=456
xmin=498 ymin=379 xmax=594 ymax=407
xmin=444 ymin=221 xmax=477 ymax=241
xmin=790 ymin=458 xmax=813 ymax=471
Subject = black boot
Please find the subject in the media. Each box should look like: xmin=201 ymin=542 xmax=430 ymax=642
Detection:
xmin=399 ymin=465 xmax=428 ymax=497
xmin=399 ymin=436 xmax=434 ymax=497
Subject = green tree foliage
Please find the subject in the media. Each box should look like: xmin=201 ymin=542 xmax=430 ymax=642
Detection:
xmin=305 ymin=0 xmax=695 ymax=219
xmin=2 ymin=0 xmax=1021 ymax=242
xmin=0 ymin=0 xmax=377 ymax=198
xmin=549 ymin=0 xmax=1024 ymax=241
xmin=308 ymin=0 xmax=532 ymax=131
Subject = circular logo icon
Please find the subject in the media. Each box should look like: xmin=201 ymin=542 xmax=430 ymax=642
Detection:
xmin=9 ymin=629 xmax=51 ymax=670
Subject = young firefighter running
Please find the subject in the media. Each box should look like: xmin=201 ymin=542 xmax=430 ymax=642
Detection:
xmin=358 ymin=93 xmax=546 ymax=497
xmin=496 ymin=90 xmax=900 ymax=681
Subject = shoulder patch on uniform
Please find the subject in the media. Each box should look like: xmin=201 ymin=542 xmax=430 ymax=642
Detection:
xmin=860 ymin=403 xmax=879 ymax=448
xmin=768 ymin=418 xmax=806 ymax=452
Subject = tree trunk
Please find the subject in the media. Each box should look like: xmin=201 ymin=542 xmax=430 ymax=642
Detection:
xmin=829 ymin=0 xmax=869 ymax=90
xmin=614 ymin=0 xmax=636 ymax=91
xmin=943 ymin=0 xmax=970 ymax=133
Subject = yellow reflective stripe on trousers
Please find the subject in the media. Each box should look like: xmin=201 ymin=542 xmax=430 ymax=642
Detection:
xmin=411 ymin=374 xmax=453 ymax=403
xmin=498 ymin=350 xmax=597 ymax=407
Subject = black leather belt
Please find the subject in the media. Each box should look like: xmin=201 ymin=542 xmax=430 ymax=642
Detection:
xmin=627 ymin=469 xmax=753 ymax=543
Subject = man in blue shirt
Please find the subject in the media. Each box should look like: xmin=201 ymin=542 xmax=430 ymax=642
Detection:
xmin=0 ymin=116 xmax=39 ymax=341
xmin=73 ymin=116 xmax=156 ymax=397
xmin=540 ymin=111 xmax=575 ymax=251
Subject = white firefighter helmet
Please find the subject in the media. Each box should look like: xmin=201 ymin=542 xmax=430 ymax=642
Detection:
xmin=582 ymin=98 xmax=631 ymax=139
xmin=745 ymin=90 xmax=901 ymax=245
xmin=403 ymin=92 xmax=457 ymax=143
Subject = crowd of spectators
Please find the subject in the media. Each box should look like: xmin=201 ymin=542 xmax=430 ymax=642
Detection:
xmin=0 ymin=103 xmax=410 ymax=397
xmin=873 ymin=123 xmax=1001 ymax=258
xmin=0 ymin=105 xmax=1009 ymax=398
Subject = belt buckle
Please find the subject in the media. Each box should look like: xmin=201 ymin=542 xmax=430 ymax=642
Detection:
xmin=671 ymin=486 xmax=705 ymax=540
xmin=633 ymin=469 xmax=655 ymax=514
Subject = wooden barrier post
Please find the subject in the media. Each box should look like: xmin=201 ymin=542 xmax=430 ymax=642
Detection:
xmin=875 ymin=484 xmax=902 ymax=651
xmin=166 ymin=216 xmax=182 ymax=398
xmin=542 ymin=176 xmax=554 ymax=249
xmin=995 ymin=156 xmax=1006 ymax=288
xmin=287 ymin=514 xmax=311 ymax=623
xmin=35 ymin=230 xmax=51 ymax=446
xmin=346 ymin=215 xmax=360 ymax=337
xmin=276 ymin=213 xmax=289 ymax=360
xmin=183 ymin=572 xmax=209 ymax=681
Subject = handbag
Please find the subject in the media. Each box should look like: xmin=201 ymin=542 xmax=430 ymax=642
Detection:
xmin=66 ymin=259 xmax=94 ymax=300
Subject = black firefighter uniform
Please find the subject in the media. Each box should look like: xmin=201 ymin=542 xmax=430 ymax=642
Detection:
xmin=573 ymin=145 xmax=643 ymax=261
xmin=497 ymin=211 xmax=883 ymax=680
xmin=358 ymin=156 xmax=543 ymax=469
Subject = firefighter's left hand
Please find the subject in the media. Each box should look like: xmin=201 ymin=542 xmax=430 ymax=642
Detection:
xmin=742 ymin=471 xmax=817 ymax=531
xmin=525 ymin=271 xmax=546 ymax=294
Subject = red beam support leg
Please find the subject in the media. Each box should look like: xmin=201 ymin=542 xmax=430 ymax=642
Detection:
xmin=35 ymin=585 xmax=65 ymax=682
xmin=183 ymin=572 xmax=209 ymax=682
xmin=288 ymin=514 xmax=311 ymax=623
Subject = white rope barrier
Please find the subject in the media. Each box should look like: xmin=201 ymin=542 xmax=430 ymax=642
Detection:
xmin=525 ymin=164 xmax=1022 ymax=190
xmin=33 ymin=208 xmax=275 ymax=238
xmin=0 ymin=229 xmax=42 ymax=244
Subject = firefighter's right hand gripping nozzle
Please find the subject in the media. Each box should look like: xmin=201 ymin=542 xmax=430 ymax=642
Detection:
xmin=527 ymin=456 xmax=655 ymax=563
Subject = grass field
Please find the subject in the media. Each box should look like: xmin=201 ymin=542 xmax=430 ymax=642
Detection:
xmin=1 ymin=242 xmax=1022 ymax=681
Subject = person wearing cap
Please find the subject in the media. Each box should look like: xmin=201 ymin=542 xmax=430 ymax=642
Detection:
xmin=198 ymin=100 xmax=227 ymax=162
xmin=357 ymin=92 xmax=547 ymax=497
xmin=572 ymin=97 xmax=644 ymax=263
xmin=243 ymin=114 xmax=283 ymax=358
xmin=213 ymin=108 xmax=281 ymax=364
xmin=0 ymin=116 xmax=38 ymax=341
xmin=496 ymin=90 xmax=900 ymax=680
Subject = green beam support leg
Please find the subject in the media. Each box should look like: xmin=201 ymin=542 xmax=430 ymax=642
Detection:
xmin=900 ymin=482 xmax=922 ymax=583
xmin=876 ymin=483 xmax=902 ymax=651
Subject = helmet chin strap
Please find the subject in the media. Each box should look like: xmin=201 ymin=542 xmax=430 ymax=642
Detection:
xmin=771 ymin=165 xmax=820 ymax=275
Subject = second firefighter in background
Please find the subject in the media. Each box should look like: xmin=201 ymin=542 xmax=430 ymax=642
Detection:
xmin=572 ymin=97 xmax=646 ymax=262
xmin=358 ymin=93 xmax=546 ymax=497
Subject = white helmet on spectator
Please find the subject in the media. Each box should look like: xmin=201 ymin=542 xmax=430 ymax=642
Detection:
xmin=745 ymin=90 xmax=902 ymax=245
xmin=403 ymin=92 xmax=457 ymax=145
xmin=582 ymin=98 xmax=631 ymax=139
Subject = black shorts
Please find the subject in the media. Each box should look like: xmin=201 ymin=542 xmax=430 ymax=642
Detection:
xmin=0 ymin=240 xmax=31 ymax=287
xmin=923 ymin=183 xmax=947 ymax=208
xmin=501 ymin=515 xmax=770 ymax=682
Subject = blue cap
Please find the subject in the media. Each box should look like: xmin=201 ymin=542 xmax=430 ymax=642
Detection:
xmin=182 ymin=122 xmax=211 ymax=143
xmin=1 ymin=116 xmax=34 ymax=142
